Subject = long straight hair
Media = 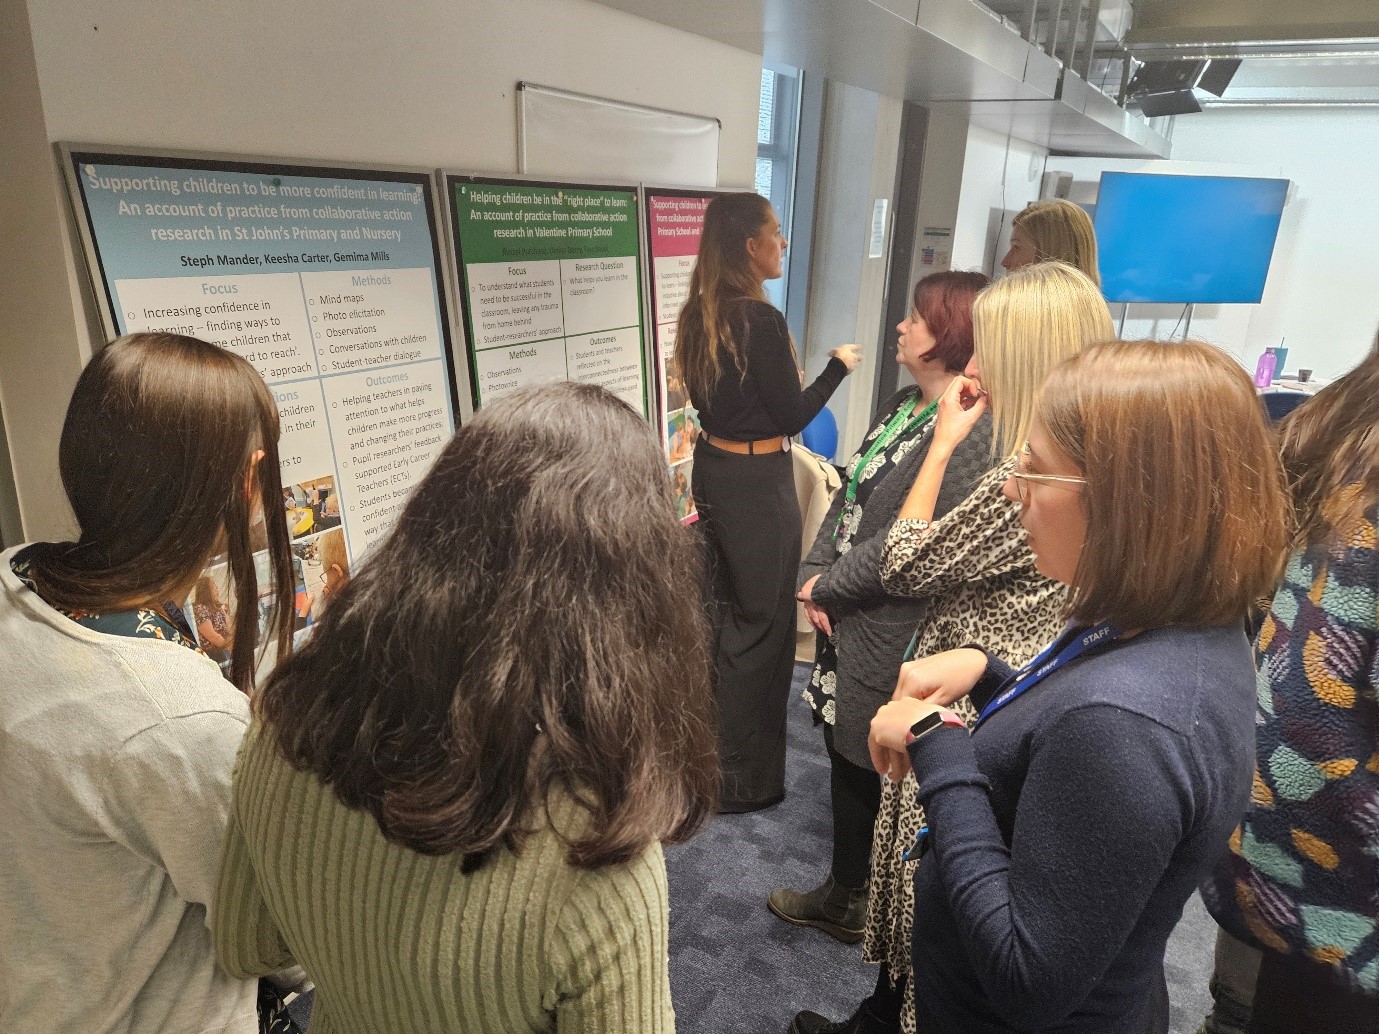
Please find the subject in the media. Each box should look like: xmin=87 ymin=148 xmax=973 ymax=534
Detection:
xmin=971 ymin=261 xmax=1114 ymax=457
xmin=1039 ymin=340 xmax=1288 ymax=629
xmin=27 ymin=333 xmax=293 ymax=692
xmin=256 ymin=381 xmax=719 ymax=870
xmin=1278 ymin=331 xmax=1379 ymax=547
xmin=1013 ymin=199 xmax=1101 ymax=286
xmin=675 ymin=192 xmax=774 ymax=405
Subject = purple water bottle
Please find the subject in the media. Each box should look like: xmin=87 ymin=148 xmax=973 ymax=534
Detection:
xmin=1253 ymin=347 xmax=1277 ymax=389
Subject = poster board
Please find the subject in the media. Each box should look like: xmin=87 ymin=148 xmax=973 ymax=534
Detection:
xmin=643 ymin=186 xmax=734 ymax=523
xmin=445 ymin=173 xmax=651 ymax=418
xmin=62 ymin=145 xmax=461 ymax=662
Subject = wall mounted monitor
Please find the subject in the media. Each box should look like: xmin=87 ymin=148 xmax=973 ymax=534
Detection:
xmin=1094 ymin=171 xmax=1289 ymax=304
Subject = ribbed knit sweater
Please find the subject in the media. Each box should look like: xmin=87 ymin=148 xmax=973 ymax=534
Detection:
xmin=214 ymin=723 xmax=676 ymax=1033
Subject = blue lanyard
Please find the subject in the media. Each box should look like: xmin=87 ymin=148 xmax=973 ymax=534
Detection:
xmin=903 ymin=621 xmax=1119 ymax=864
xmin=974 ymin=621 xmax=1120 ymax=731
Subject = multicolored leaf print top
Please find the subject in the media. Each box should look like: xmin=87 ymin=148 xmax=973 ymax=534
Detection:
xmin=1202 ymin=491 xmax=1379 ymax=994
xmin=10 ymin=546 xmax=203 ymax=654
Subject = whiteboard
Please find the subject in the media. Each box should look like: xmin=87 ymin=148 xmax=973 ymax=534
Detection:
xmin=518 ymin=82 xmax=720 ymax=188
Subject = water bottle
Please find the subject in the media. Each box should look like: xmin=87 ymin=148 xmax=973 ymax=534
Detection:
xmin=1253 ymin=347 xmax=1277 ymax=389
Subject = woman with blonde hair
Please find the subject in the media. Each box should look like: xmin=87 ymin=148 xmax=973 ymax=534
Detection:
xmin=866 ymin=340 xmax=1287 ymax=1033
xmin=676 ymin=192 xmax=861 ymax=812
xmin=790 ymin=262 xmax=1113 ymax=1034
xmin=1001 ymin=198 xmax=1100 ymax=285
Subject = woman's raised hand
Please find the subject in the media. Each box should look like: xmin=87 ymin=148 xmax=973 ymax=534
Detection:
xmin=829 ymin=343 xmax=863 ymax=372
xmin=892 ymin=647 xmax=988 ymax=707
xmin=931 ymin=375 xmax=988 ymax=453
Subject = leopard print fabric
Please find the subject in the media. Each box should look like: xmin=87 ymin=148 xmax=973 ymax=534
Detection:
xmin=863 ymin=460 xmax=1068 ymax=1032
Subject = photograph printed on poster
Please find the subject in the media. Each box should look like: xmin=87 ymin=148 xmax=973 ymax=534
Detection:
xmin=187 ymin=550 xmax=313 ymax=678
xmin=283 ymin=475 xmax=341 ymax=541
xmin=292 ymin=527 xmax=352 ymax=629
xmin=665 ymin=354 xmax=688 ymax=412
xmin=667 ymin=408 xmax=700 ymax=464
xmin=671 ymin=459 xmax=695 ymax=523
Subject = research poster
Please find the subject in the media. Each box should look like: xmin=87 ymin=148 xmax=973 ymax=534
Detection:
xmin=447 ymin=175 xmax=650 ymax=417
xmin=65 ymin=148 xmax=460 ymax=656
xmin=645 ymin=188 xmax=727 ymax=523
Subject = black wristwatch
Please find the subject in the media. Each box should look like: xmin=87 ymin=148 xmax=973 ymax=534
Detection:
xmin=905 ymin=709 xmax=965 ymax=746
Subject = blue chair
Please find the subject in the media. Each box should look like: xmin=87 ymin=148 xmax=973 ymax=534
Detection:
xmin=800 ymin=406 xmax=839 ymax=460
xmin=1261 ymin=391 xmax=1307 ymax=423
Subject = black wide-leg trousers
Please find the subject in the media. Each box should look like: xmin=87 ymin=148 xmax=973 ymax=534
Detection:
xmin=692 ymin=439 xmax=800 ymax=810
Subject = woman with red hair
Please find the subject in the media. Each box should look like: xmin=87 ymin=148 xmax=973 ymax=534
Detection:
xmin=768 ymin=270 xmax=992 ymax=942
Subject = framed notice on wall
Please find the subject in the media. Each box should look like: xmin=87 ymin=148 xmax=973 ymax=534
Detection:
xmin=643 ymin=186 xmax=733 ymax=523
xmin=61 ymin=145 xmax=461 ymax=661
xmin=445 ymin=173 xmax=651 ymax=418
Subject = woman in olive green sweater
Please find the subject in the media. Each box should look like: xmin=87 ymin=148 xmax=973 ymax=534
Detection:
xmin=214 ymin=382 xmax=719 ymax=1033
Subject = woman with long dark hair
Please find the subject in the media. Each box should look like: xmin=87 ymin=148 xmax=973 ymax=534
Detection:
xmin=1200 ymin=335 xmax=1379 ymax=1034
xmin=216 ymin=382 xmax=720 ymax=1032
xmin=677 ymin=191 xmax=861 ymax=812
xmin=0 ymin=333 xmax=294 ymax=1033
xmin=768 ymin=270 xmax=992 ymax=942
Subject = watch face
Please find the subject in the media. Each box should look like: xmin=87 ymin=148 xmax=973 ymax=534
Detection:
xmin=909 ymin=712 xmax=947 ymax=739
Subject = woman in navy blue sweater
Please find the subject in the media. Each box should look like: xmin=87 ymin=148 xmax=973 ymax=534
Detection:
xmin=866 ymin=341 xmax=1290 ymax=1033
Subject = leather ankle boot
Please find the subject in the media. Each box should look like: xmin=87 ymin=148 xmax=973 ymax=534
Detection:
xmin=788 ymin=1000 xmax=896 ymax=1034
xmin=767 ymin=875 xmax=868 ymax=944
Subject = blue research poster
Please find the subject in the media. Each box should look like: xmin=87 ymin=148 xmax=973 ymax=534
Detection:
xmin=66 ymin=149 xmax=460 ymax=568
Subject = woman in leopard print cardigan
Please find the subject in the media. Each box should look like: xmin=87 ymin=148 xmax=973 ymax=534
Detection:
xmin=789 ymin=262 xmax=1113 ymax=1034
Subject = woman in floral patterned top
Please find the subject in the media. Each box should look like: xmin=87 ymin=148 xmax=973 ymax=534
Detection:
xmin=768 ymin=271 xmax=990 ymax=944
xmin=789 ymin=262 xmax=1114 ymax=1034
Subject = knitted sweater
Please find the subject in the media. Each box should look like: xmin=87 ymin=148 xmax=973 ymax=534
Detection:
xmin=215 ymin=723 xmax=676 ymax=1033
xmin=1202 ymin=497 xmax=1379 ymax=995
xmin=909 ymin=625 xmax=1257 ymax=1033
xmin=0 ymin=545 xmax=257 ymax=1034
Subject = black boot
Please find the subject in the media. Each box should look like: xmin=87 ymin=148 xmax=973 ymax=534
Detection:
xmin=788 ymin=1001 xmax=895 ymax=1034
xmin=767 ymin=876 xmax=868 ymax=944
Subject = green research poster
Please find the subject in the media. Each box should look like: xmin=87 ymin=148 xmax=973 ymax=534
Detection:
xmin=447 ymin=176 xmax=649 ymax=416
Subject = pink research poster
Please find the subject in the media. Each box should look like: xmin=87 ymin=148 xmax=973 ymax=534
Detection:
xmin=645 ymin=189 xmax=726 ymax=524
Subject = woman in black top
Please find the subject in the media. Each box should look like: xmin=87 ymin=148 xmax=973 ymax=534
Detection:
xmin=676 ymin=192 xmax=861 ymax=813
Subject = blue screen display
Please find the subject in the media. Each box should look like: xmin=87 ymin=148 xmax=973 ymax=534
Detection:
xmin=1094 ymin=172 xmax=1289 ymax=304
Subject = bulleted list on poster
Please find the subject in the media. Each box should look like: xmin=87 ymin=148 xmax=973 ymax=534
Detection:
xmin=452 ymin=179 xmax=649 ymax=416
xmin=72 ymin=156 xmax=458 ymax=590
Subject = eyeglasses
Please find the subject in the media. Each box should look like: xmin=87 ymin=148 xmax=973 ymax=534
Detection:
xmin=1011 ymin=446 xmax=1086 ymax=503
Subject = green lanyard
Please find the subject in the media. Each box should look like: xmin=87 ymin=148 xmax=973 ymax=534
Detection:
xmin=834 ymin=391 xmax=938 ymax=541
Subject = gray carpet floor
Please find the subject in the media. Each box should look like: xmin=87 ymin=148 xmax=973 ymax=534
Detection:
xmin=663 ymin=663 xmax=1218 ymax=1033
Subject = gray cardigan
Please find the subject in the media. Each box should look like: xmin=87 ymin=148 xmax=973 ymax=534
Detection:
xmin=799 ymin=389 xmax=995 ymax=767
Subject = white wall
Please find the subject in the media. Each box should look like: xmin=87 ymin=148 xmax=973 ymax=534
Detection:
xmin=3 ymin=0 xmax=763 ymax=537
xmin=1048 ymin=107 xmax=1379 ymax=380
xmin=951 ymin=125 xmax=1048 ymax=276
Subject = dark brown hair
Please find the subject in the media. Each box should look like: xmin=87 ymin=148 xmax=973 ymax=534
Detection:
xmin=911 ymin=270 xmax=990 ymax=372
xmin=675 ymin=192 xmax=776 ymax=405
xmin=1277 ymin=331 xmax=1379 ymax=547
xmin=27 ymin=333 xmax=293 ymax=691
xmin=256 ymin=381 xmax=719 ymax=870
xmin=1037 ymin=339 xmax=1289 ymax=629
